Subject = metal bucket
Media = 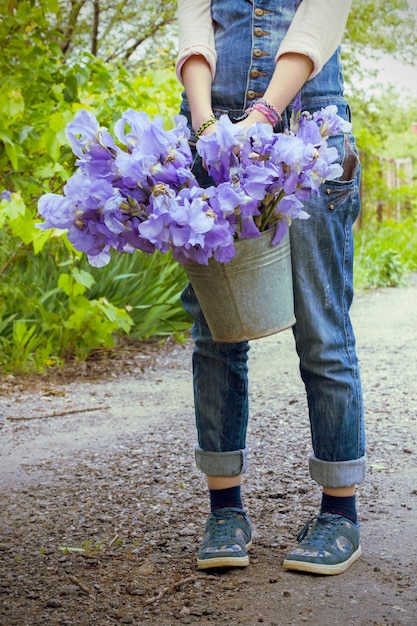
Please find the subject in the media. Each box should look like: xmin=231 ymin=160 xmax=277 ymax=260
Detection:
xmin=184 ymin=228 xmax=295 ymax=342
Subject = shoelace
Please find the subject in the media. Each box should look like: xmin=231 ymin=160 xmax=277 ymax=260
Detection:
xmin=207 ymin=510 xmax=245 ymax=543
xmin=296 ymin=513 xmax=345 ymax=545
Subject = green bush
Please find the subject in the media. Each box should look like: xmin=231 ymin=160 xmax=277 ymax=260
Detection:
xmin=354 ymin=218 xmax=417 ymax=289
xmin=0 ymin=3 xmax=190 ymax=374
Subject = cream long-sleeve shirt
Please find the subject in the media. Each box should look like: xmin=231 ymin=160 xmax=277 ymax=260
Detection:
xmin=176 ymin=0 xmax=352 ymax=84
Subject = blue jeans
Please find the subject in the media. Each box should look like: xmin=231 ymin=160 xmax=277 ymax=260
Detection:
xmin=181 ymin=131 xmax=366 ymax=488
xmin=180 ymin=0 xmax=366 ymax=488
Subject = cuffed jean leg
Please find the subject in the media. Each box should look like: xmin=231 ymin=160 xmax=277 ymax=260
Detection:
xmin=195 ymin=447 xmax=249 ymax=476
xmin=290 ymin=133 xmax=366 ymax=488
xmin=309 ymin=456 xmax=366 ymax=489
xmin=181 ymin=283 xmax=250 ymax=476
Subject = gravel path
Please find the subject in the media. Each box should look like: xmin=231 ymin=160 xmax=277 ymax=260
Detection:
xmin=0 ymin=278 xmax=416 ymax=625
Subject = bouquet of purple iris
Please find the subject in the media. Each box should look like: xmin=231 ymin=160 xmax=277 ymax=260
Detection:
xmin=38 ymin=102 xmax=350 ymax=267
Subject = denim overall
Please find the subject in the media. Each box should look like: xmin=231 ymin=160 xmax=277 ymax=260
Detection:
xmin=179 ymin=0 xmax=366 ymax=488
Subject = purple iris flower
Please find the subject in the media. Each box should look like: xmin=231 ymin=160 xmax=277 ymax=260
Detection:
xmin=210 ymin=183 xmax=247 ymax=219
xmin=114 ymin=109 xmax=150 ymax=147
xmin=38 ymin=103 xmax=348 ymax=266
xmin=168 ymin=186 xmax=236 ymax=265
xmin=239 ymin=216 xmax=262 ymax=240
xmin=169 ymin=193 xmax=214 ymax=245
xmin=241 ymin=162 xmax=277 ymax=201
xmin=102 ymin=195 xmax=128 ymax=235
xmin=137 ymin=213 xmax=172 ymax=253
xmin=87 ymin=248 xmax=112 ymax=267
xmin=66 ymin=221 xmax=105 ymax=256
xmin=66 ymin=109 xmax=116 ymax=161
xmin=38 ymin=193 xmax=75 ymax=230
xmin=114 ymin=149 xmax=155 ymax=190
xmin=0 ymin=190 xmax=12 ymax=201
xmin=64 ymin=172 xmax=118 ymax=220
xmin=271 ymin=218 xmax=290 ymax=245
xmin=276 ymin=194 xmax=309 ymax=220
xmin=138 ymin=189 xmax=175 ymax=253
xmin=197 ymin=115 xmax=243 ymax=184
xmin=123 ymin=218 xmax=156 ymax=254
xmin=313 ymin=105 xmax=352 ymax=138
xmin=296 ymin=119 xmax=323 ymax=147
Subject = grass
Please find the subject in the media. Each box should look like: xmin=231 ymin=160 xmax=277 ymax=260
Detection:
xmin=86 ymin=248 xmax=190 ymax=340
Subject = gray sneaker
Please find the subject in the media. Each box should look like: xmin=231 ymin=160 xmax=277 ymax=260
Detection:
xmin=283 ymin=513 xmax=361 ymax=575
xmin=197 ymin=507 xmax=252 ymax=570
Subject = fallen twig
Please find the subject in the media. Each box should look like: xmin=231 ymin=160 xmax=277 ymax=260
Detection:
xmin=143 ymin=574 xmax=218 ymax=606
xmin=68 ymin=574 xmax=94 ymax=598
xmin=6 ymin=405 xmax=110 ymax=422
xmin=108 ymin=533 xmax=119 ymax=548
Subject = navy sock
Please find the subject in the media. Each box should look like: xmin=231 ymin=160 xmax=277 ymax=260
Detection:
xmin=321 ymin=493 xmax=357 ymax=524
xmin=209 ymin=486 xmax=243 ymax=512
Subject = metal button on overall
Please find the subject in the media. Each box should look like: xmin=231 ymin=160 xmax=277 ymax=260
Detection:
xmin=247 ymin=90 xmax=262 ymax=100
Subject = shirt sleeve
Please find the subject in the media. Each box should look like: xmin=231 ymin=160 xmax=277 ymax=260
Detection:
xmin=176 ymin=0 xmax=216 ymax=85
xmin=276 ymin=0 xmax=352 ymax=79
xmin=176 ymin=0 xmax=352 ymax=85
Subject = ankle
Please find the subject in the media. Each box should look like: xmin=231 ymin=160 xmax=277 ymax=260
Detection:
xmin=321 ymin=493 xmax=358 ymax=524
xmin=210 ymin=485 xmax=243 ymax=511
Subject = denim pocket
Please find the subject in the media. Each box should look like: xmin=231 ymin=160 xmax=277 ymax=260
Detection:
xmin=321 ymin=134 xmax=361 ymax=218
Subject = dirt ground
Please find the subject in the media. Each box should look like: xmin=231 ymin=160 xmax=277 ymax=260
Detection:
xmin=1 ymin=277 xmax=417 ymax=626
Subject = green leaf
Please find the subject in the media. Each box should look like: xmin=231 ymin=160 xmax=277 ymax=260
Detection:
xmin=0 ymin=90 xmax=25 ymax=118
xmin=58 ymin=546 xmax=85 ymax=553
xmin=31 ymin=227 xmax=66 ymax=254
xmin=58 ymin=273 xmax=87 ymax=298
xmin=8 ymin=214 xmax=36 ymax=245
xmin=57 ymin=273 xmax=72 ymax=296
xmin=369 ymin=463 xmax=386 ymax=471
xmin=46 ymin=0 xmax=59 ymax=12
xmin=0 ymin=130 xmax=14 ymax=145
xmin=0 ymin=194 xmax=26 ymax=221
xmin=72 ymin=268 xmax=96 ymax=290
xmin=4 ymin=143 xmax=19 ymax=170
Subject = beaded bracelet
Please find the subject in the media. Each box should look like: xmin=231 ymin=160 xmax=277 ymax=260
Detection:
xmin=195 ymin=118 xmax=217 ymax=140
xmin=245 ymin=97 xmax=282 ymax=127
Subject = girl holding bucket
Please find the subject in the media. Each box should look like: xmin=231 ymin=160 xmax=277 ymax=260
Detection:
xmin=177 ymin=0 xmax=365 ymax=575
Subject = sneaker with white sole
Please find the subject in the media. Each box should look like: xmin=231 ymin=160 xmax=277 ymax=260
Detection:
xmin=197 ymin=507 xmax=252 ymax=570
xmin=283 ymin=513 xmax=361 ymax=575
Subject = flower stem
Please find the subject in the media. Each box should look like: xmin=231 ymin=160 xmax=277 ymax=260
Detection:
xmin=259 ymin=189 xmax=285 ymax=230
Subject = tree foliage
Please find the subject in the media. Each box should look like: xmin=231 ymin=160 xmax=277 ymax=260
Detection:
xmin=346 ymin=0 xmax=417 ymax=62
xmin=39 ymin=0 xmax=177 ymax=66
xmin=343 ymin=0 xmax=417 ymax=94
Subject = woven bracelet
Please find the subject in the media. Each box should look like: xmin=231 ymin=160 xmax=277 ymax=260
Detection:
xmin=245 ymin=97 xmax=282 ymax=127
xmin=195 ymin=118 xmax=217 ymax=140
